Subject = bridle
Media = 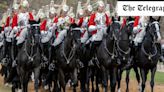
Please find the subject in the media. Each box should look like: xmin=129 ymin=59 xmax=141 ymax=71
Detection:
xmin=24 ymin=24 xmax=40 ymax=62
xmin=141 ymin=21 xmax=158 ymax=60
xmin=62 ymin=27 xmax=81 ymax=64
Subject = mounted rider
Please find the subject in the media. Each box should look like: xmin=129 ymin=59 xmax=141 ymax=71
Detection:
xmin=132 ymin=16 xmax=164 ymax=61
xmin=52 ymin=4 xmax=75 ymax=47
xmin=39 ymin=6 xmax=57 ymax=61
xmin=88 ymin=0 xmax=109 ymax=54
xmin=10 ymin=0 xmax=34 ymax=48
xmin=76 ymin=2 xmax=90 ymax=45
xmin=150 ymin=16 xmax=164 ymax=62
xmin=1 ymin=8 xmax=13 ymax=61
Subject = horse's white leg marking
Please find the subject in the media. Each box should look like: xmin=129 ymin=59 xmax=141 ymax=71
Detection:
xmin=118 ymin=88 xmax=121 ymax=92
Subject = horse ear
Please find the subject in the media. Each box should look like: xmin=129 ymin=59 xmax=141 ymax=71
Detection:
xmin=128 ymin=16 xmax=132 ymax=21
xmin=112 ymin=16 xmax=115 ymax=22
xmin=149 ymin=16 xmax=153 ymax=22
xmin=118 ymin=16 xmax=120 ymax=21
xmin=157 ymin=16 xmax=161 ymax=22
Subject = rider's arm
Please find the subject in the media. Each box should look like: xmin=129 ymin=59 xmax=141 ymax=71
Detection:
xmin=88 ymin=13 xmax=97 ymax=32
xmin=133 ymin=16 xmax=141 ymax=34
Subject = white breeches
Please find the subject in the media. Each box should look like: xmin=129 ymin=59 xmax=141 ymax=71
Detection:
xmin=41 ymin=31 xmax=52 ymax=43
xmin=81 ymin=31 xmax=89 ymax=43
xmin=91 ymin=29 xmax=105 ymax=42
xmin=0 ymin=33 xmax=4 ymax=47
xmin=52 ymin=30 xmax=67 ymax=47
xmin=4 ymin=27 xmax=12 ymax=42
xmin=16 ymin=28 xmax=28 ymax=45
xmin=133 ymin=27 xmax=146 ymax=46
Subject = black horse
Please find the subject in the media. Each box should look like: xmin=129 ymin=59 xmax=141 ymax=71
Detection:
xmin=136 ymin=17 xmax=160 ymax=92
xmin=95 ymin=18 xmax=121 ymax=92
xmin=0 ymin=26 xmax=13 ymax=85
xmin=78 ymin=29 xmax=100 ymax=92
xmin=17 ymin=20 xmax=41 ymax=92
xmin=51 ymin=23 xmax=81 ymax=92
xmin=116 ymin=19 xmax=133 ymax=92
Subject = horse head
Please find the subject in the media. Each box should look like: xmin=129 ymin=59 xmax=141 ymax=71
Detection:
xmin=68 ymin=23 xmax=81 ymax=47
xmin=141 ymin=16 xmax=160 ymax=61
xmin=117 ymin=22 xmax=131 ymax=63
xmin=28 ymin=19 xmax=41 ymax=46
xmin=126 ymin=16 xmax=134 ymax=37
xmin=104 ymin=17 xmax=121 ymax=62
xmin=145 ymin=16 xmax=160 ymax=43
xmin=107 ymin=16 xmax=121 ymax=40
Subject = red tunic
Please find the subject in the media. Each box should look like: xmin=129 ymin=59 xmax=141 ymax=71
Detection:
xmin=40 ymin=20 xmax=47 ymax=31
xmin=88 ymin=13 xmax=109 ymax=35
xmin=5 ymin=16 xmax=10 ymax=27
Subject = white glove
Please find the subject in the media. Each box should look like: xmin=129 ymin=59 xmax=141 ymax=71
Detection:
xmin=97 ymin=25 xmax=106 ymax=30
xmin=88 ymin=25 xmax=97 ymax=32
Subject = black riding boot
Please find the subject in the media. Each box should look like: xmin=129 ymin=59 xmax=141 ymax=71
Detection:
xmin=90 ymin=42 xmax=95 ymax=56
xmin=90 ymin=41 xmax=101 ymax=66
xmin=2 ymin=41 xmax=8 ymax=60
xmin=17 ymin=43 xmax=24 ymax=51
xmin=134 ymin=43 xmax=141 ymax=60
xmin=41 ymin=43 xmax=48 ymax=62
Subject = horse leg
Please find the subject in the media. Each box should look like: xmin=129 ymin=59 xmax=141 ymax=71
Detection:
xmin=125 ymin=69 xmax=131 ymax=92
xmin=140 ymin=68 xmax=148 ymax=92
xmin=150 ymin=67 xmax=157 ymax=92
xmin=101 ymin=66 xmax=108 ymax=92
xmin=72 ymin=68 xmax=78 ymax=92
xmin=18 ymin=81 xmax=22 ymax=92
xmin=16 ymin=67 xmax=23 ymax=92
xmin=23 ymin=80 xmax=28 ymax=92
xmin=95 ymin=69 xmax=100 ymax=92
xmin=80 ymin=68 xmax=86 ymax=92
xmin=58 ymin=68 xmax=66 ymax=92
xmin=12 ymin=82 xmax=16 ymax=92
xmin=110 ymin=67 xmax=117 ymax=92
xmin=91 ymin=67 xmax=95 ymax=92
xmin=34 ymin=67 xmax=40 ymax=92
xmin=117 ymin=68 xmax=123 ymax=92
xmin=53 ymin=79 xmax=60 ymax=92
xmin=86 ymin=67 xmax=90 ymax=92
xmin=133 ymin=66 xmax=141 ymax=90
xmin=21 ymin=71 xmax=29 ymax=92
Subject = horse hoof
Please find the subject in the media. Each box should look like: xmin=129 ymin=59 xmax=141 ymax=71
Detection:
xmin=8 ymin=84 xmax=13 ymax=88
xmin=118 ymin=88 xmax=121 ymax=92
xmin=138 ymin=84 xmax=142 ymax=92
xmin=95 ymin=89 xmax=99 ymax=92
xmin=18 ymin=89 xmax=22 ymax=92
xmin=44 ymin=85 xmax=49 ymax=90
xmin=4 ymin=83 xmax=8 ymax=87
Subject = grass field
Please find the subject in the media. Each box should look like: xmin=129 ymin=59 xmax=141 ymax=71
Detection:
xmin=122 ymin=70 xmax=164 ymax=84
